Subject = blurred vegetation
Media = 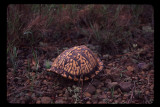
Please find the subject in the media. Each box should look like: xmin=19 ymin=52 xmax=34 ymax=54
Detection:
xmin=7 ymin=4 xmax=154 ymax=55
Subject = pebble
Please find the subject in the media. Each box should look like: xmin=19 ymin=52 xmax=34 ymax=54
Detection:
xmin=119 ymin=81 xmax=132 ymax=92
xmin=24 ymin=59 xmax=28 ymax=65
xmin=123 ymin=94 xmax=128 ymax=100
xmin=109 ymin=99 xmax=113 ymax=103
xmin=92 ymin=100 xmax=98 ymax=104
xmin=92 ymin=79 xmax=101 ymax=86
xmin=47 ymin=89 xmax=52 ymax=92
xmin=105 ymin=79 xmax=112 ymax=85
xmin=117 ymin=97 xmax=122 ymax=102
xmin=59 ymin=93 xmax=63 ymax=97
xmin=98 ymin=94 xmax=107 ymax=99
xmin=145 ymin=90 xmax=150 ymax=95
xmin=56 ymin=90 xmax=63 ymax=94
xmin=113 ymin=90 xmax=118 ymax=95
xmin=104 ymin=69 xmax=111 ymax=75
xmin=43 ymin=80 xmax=48 ymax=85
xmin=83 ymin=84 xmax=96 ymax=94
xmin=92 ymin=95 xmax=98 ymax=100
xmin=117 ymin=88 xmax=122 ymax=94
xmin=98 ymin=101 xmax=106 ymax=104
xmin=86 ymin=101 xmax=91 ymax=104
xmin=41 ymin=97 xmax=52 ymax=104
xmin=36 ymin=100 xmax=41 ymax=104
xmin=107 ymin=82 xmax=118 ymax=89
xmin=18 ymin=69 xmax=22 ymax=72
xmin=96 ymin=89 xmax=102 ymax=94
xmin=114 ymin=99 xmax=119 ymax=104
xmin=112 ymin=74 xmax=120 ymax=82
xmin=106 ymin=91 xmax=111 ymax=96
xmin=8 ymin=68 xmax=14 ymax=72
xmin=43 ymin=86 xmax=47 ymax=91
xmin=98 ymin=82 xmax=104 ymax=88
xmin=121 ymin=100 xmax=126 ymax=103
xmin=55 ymin=98 xmax=66 ymax=104
xmin=30 ymin=72 xmax=35 ymax=77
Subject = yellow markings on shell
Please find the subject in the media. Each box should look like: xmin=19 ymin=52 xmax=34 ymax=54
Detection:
xmin=80 ymin=78 xmax=83 ymax=81
xmin=67 ymin=60 xmax=73 ymax=74
xmin=97 ymin=58 xmax=103 ymax=71
xmin=85 ymin=77 xmax=89 ymax=80
xmin=99 ymin=62 xmax=103 ymax=66
xmin=84 ymin=50 xmax=97 ymax=72
xmin=72 ymin=59 xmax=76 ymax=75
xmin=70 ymin=70 xmax=74 ymax=75
xmin=64 ymin=63 xmax=69 ymax=72
xmin=68 ymin=75 xmax=72 ymax=80
xmin=76 ymin=67 xmax=80 ymax=75
xmin=95 ymin=70 xmax=100 ymax=75
xmin=52 ymin=45 xmax=103 ymax=81
xmin=91 ymin=74 xmax=95 ymax=78
xmin=57 ymin=50 xmax=72 ymax=68
xmin=59 ymin=70 xmax=63 ymax=74
xmin=77 ymin=53 xmax=91 ymax=74
xmin=99 ymin=65 xmax=103 ymax=71
xmin=74 ymin=77 xmax=78 ymax=81
xmin=69 ymin=53 xmax=73 ymax=56
xmin=54 ymin=70 xmax=58 ymax=73
xmin=62 ymin=72 xmax=67 ymax=78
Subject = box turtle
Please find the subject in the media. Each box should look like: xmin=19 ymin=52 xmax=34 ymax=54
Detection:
xmin=47 ymin=45 xmax=103 ymax=81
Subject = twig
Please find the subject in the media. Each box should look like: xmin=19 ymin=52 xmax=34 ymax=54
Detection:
xmin=24 ymin=89 xmax=52 ymax=95
xmin=83 ymin=78 xmax=94 ymax=93
xmin=7 ymin=85 xmax=52 ymax=97
xmin=7 ymin=85 xmax=31 ymax=97
xmin=128 ymin=81 xmax=136 ymax=104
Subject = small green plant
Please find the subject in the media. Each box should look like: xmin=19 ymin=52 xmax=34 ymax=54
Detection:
xmin=44 ymin=60 xmax=51 ymax=69
xmin=32 ymin=49 xmax=39 ymax=72
xmin=73 ymin=93 xmax=81 ymax=104
xmin=66 ymin=85 xmax=81 ymax=104
xmin=23 ymin=30 xmax=34 ymax=46
xmin=131 ymin=5 xmax=144 ymax=26
xmin=120 ymin=70 xmax=126 ymax=78
xmin=25 ymin=59 xmax=37 ymax=90
xmin=110 ymin=86 xmax=115 ymax=98
xmin=89 ymin=21 xmax=101 ymax=42
xmin=9 ymin=46 xmax=18 ymax=73
xmin=30 ymin=73 xmax=36 ymax=91
xmin=135 ymin=90 xmax=142 ymax=99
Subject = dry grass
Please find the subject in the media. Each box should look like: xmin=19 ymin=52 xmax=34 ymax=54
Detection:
xmin=7 ymin=4 xmax=153 ymax=54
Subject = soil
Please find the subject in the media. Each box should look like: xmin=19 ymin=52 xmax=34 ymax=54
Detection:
xmin=7 ymin=31 xmax=154 ymax=104
xmin=7 ymin=5 xmax=154 ymax=104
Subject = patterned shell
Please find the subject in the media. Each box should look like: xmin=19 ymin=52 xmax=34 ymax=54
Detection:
xmin=47 ymin=45 xmax=103 ymax=81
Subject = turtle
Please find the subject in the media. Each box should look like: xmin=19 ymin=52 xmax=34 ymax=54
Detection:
xmin=47 ymin=45 xmax=104 ymax=81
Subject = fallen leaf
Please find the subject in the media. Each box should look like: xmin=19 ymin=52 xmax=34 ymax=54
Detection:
xmin=127 ymin=66 xmax=134 ymax=72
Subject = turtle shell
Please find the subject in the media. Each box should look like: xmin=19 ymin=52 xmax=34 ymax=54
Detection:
xmin=47 ymin=45 xmax=103 ymax=81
